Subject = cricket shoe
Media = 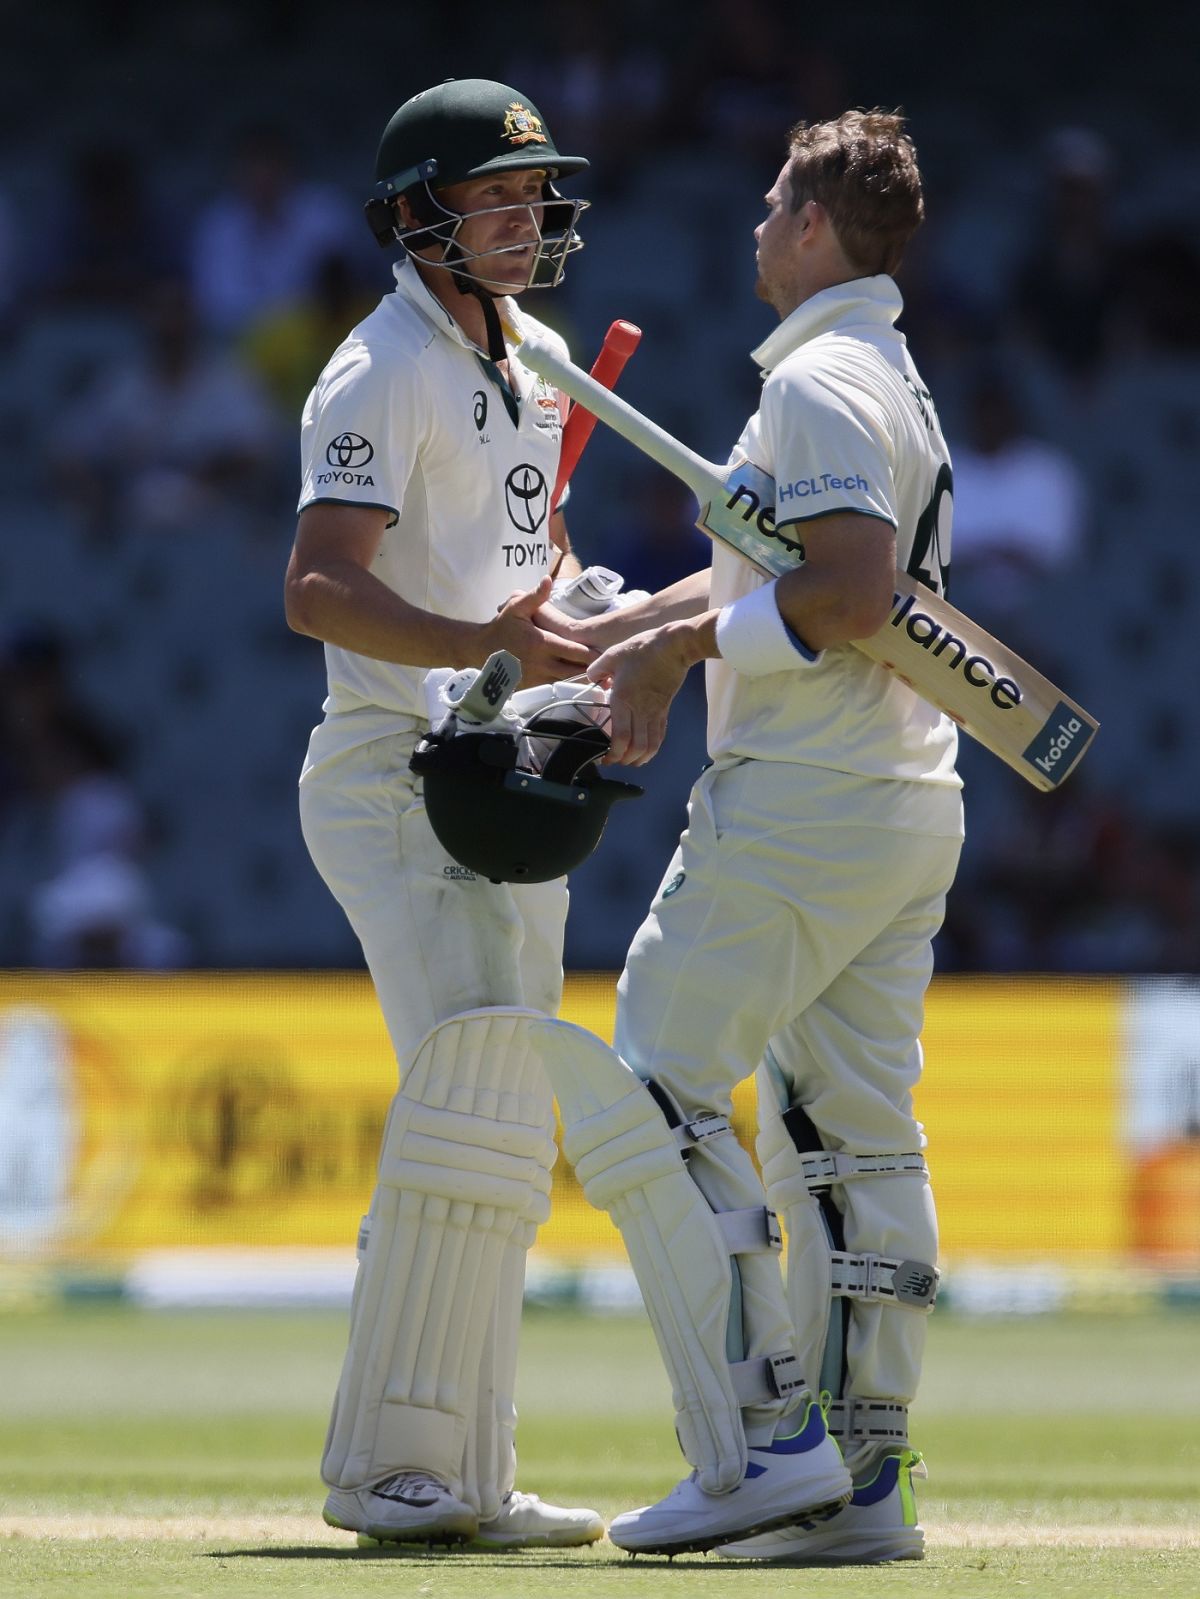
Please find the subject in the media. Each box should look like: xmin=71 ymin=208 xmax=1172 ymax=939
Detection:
xmin=472 ymin=1489 xmax=605 ymax=1549
xmin=606 ymin=1398 xmax=852 ymax=1557
xmin=717 ymin=1446 xmax=925 ymax=1563
xmin=324 ymin=1470 xmax=478 ymax=1545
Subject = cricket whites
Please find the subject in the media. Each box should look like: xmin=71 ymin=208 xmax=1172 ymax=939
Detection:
xmin=519 ymin=331 xmax=1098 ymax=792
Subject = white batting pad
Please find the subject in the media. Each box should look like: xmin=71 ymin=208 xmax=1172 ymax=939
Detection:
xmin=756 ymin=1067 xmax=937 ymax=1444
xmin=322 ymin=1009 xmax=556 ymax=1495
xmin=533 ymin=1017 xmax=803 ymax=1494
xmin=460 ymin=1215 xmax=538 ymax=1521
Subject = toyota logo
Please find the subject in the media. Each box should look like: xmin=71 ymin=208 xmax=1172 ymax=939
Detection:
xmin=504 ymin=464 xmax=548 ymax=534
xmin=325 ymin=432 xmax=375 ymax=469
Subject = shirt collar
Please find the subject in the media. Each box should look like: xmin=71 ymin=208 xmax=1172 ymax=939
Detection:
xmin=391 ymin=257 xmax=521 ymax=354
xmin=751 ymin=275 xmax=903 ymax=373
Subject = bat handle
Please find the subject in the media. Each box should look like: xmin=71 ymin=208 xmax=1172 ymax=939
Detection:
xmin=552 ymin=319 xmax=642 ymax=511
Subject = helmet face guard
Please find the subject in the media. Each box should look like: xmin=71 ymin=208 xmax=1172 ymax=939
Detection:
xmin=365 ymin=78 xmax=589 ymax=289
xmin=410 ymin=693 xmax=641 ymax=884
xmin=369 ymin=172 xmax=587 ymax=291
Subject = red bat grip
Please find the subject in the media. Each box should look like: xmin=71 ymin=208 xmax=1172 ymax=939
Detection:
xmin=552 ymin=319 xmax=642 ymax=511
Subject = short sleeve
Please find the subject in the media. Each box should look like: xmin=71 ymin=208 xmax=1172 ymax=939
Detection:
xmin=760 ymin=355 xmax=898 ymax=529
xmin=297 ymin=342 xmax=421 ymax=521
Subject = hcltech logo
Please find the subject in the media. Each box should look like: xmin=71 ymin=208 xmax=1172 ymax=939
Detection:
xmin=777 ymin=472 xmax=869 ymax=501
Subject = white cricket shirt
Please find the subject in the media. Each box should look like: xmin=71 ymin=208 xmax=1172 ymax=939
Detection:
xmin=707 ymin=276 xmax=961 ymax=788
xmin=298 ymin=259 xmax=569 ymax=725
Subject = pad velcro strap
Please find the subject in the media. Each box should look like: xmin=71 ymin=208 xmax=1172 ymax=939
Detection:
xmin=828 ymin=1397 xmax=910 ymax=1444
xmin=730 ymin=1349 xmax=807 ymax=1406
xmin=716 ymin=1205 xmax=783 ymax=1255
xmin=799 ymin=1150 xmax=928 ymax=1189
xmin=830 ymin=1251 xmax=939 ymax=1309
xmin=673 ymin=1112 xmax=733 ymax=1152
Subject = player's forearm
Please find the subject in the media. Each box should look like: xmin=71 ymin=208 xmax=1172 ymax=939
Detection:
xmin=284 ymin=559 xmax=484 ymax=668
xmin=773 ymin=563 xmax=893 ymax=650
xmin=654 ymin=562 xmax=890 ymax=677
xmin=578 ymin=569 xmax=712 ymax=648
xmin=769 ymin=515 xmax=897 ymax=649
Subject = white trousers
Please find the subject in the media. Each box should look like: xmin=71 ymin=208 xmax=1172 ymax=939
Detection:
xmin=299 ymin=719 xmax=568 ymax=1054
xmin=615 ymin=756 xmax=962 ymax=1410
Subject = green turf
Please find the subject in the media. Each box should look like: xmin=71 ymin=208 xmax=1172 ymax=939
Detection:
xmin=2 ymin=1305 xmax=1198 ymax=1597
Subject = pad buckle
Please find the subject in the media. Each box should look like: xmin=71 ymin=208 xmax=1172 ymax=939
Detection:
xmin=674 ymin=1112 xmax=731 ymax=1152
xmin=830 ymin=1251 xmax=939 ymax=1309
xmin=892 ymin=1259 xmax=939 ymax=1307
xmin=766 ymin=1348 xmax=805 ymax=1398
xmin=730 ymin=1349 xmax=806 ymax=1406
xmin=717 ymin=1206 xmax=783 ymax=1255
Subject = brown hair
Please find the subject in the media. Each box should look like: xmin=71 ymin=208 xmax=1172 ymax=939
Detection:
xmin=786 ymin=110 xmax=924 ymax=277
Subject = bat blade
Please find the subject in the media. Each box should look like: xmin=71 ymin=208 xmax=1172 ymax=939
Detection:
xmin=518 ymin=331 xmax=1099 ymax=790
xmin=857 ymin=574 xmax=1098 ymax=790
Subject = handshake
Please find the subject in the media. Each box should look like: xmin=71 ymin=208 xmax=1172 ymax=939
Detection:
xmin=548 ymin=565 xmax=649 ymax=621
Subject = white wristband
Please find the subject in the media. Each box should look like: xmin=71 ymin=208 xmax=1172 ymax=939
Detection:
xmin=714 ymin=582 xmax=821 ymax=676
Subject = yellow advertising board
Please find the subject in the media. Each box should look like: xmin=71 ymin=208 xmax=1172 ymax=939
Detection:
xmin=0 ymin=972 xmax=1130 ymax=1266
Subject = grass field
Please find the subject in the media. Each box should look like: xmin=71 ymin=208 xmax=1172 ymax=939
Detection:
xmin=2 ymin=1303 xmax=1198 ymax=1598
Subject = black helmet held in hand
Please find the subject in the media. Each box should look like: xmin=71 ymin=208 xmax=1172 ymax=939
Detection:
xmin=410 ymin=703 xmax=640 ymax=885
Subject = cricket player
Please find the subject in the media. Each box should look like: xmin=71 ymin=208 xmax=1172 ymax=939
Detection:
xmin=542 ymin=110 xmax=963 ymax=1558
xmin=283 ymin=78 xmax=605 ymax=1548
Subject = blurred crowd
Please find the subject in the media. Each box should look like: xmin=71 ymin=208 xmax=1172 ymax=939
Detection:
xmin=1 ymin=0 xmax=1197 ymax=972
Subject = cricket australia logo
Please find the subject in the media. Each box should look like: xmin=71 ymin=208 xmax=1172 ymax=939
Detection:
xmin=503 ymin=101 xmax=547 ymax=146
xmin=532 ymin=378 xmax=562 ymax=439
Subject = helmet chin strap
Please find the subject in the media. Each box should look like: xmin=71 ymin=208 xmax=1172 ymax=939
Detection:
xmin=457 ymin=272 xmax=509 ymax=362
xmin=398 ymin=185 xmax=512 ymax=362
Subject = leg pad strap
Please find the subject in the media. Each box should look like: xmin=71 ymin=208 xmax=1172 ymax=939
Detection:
xmin=794 ymin=1147 xmax=928 ymax=1189
xmin=828 ymin=1397 xmax=911 ymax=1446
xmin=717 ymin=1206 xmax=783 ymax=1255
xmin=830 ymin=1252 xmax=939 ymax=1310
xmin=731 ymin=1348 xmax=806 ymax=1407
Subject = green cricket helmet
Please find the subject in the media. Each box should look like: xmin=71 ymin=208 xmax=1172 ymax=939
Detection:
xmin=365 ymin=78 xmax=589 ymax=290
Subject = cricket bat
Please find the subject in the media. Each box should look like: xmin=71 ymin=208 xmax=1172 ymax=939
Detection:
xmin=518 ymin=331 xmax=1098 ymax=792
xmin=553 ymin=319 xmax=642 ymax=512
